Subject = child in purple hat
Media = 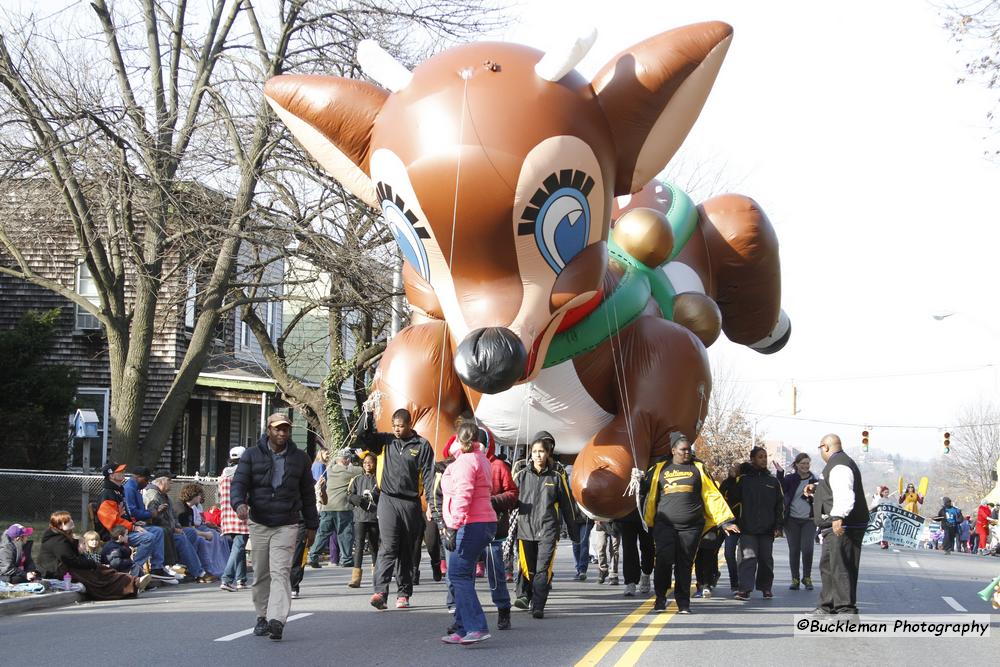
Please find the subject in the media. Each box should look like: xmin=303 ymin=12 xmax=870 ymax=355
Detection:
xmin=1 ymin=523 xmax=40 ymax=583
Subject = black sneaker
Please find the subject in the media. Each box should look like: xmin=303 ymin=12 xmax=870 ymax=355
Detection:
xmin=598 ymin=571 xmax=607 ymax=584
xmin=531 ymin=609 xmax=544 ymax=619
xmin=267 ymin=619 xmax=283 ymax=641
xmin=307 ymin=559 xmax=321 ymax=569
xmin=253 ymin=616 xmax=270 ymax=636
xmin=497 ymin=608 xmax=511 ymax=630
xmin=653 ymin=596 xmax=666 ymax=611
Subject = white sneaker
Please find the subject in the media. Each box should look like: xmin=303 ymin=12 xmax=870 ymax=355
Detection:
xmin=624 ymin=583 xmax=636 ymax=597
xmin=638 ymin=574 xmax=650 ymax=595
xmin=702 ymin=587 xmax=713 ymax=599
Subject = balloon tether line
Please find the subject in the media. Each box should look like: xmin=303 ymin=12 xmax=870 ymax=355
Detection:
xmin=431 ymin=70 xmax=472 ymax=449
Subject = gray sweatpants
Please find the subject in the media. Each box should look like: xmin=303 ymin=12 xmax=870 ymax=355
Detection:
xmin=738 ymin=533 xmax=774 ymax=593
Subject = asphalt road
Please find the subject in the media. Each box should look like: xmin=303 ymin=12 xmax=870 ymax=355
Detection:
xmin=2 ymin=541 xmax=997 ymax=666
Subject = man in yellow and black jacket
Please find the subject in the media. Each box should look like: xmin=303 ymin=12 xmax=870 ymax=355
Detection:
xmin=641 ymin=437 xmax=738 ymax=613
xmin=355 ymin=408 xmax=434 ymax=611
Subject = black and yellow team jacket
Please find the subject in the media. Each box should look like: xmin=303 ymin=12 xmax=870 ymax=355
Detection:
xmin=513 ymin=463 xmax=581 ymax=543
xmin=356 ymin=419 xmax=435 ymax=506
xmin=642 ymin=459 xmax=735 ymax=533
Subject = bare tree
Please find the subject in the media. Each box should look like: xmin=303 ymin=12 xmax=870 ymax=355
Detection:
xmin=0 ymin=0 xmax=505 ymax=465
xmin=935 ymin=401 xmax=1000 ymax=506
xmin=696 ymin=363 xmax=763 ymax=477
xmin=237 ymin=189 xmax=398 ymax=447
xmin=943 ymin=0 xmax=1000 ymax=156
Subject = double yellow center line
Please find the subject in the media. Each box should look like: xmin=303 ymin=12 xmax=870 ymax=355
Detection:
xmin=575 ymin=556 xmax=726 ymax=666
xmin=573 ymin=596 xmax=678 ymax=667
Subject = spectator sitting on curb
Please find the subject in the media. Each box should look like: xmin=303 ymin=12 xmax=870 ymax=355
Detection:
xmin=36 ymin=511 xmax=150 ymax=600
xmin=142 ymin=475 xmax=215 ymax=583
xmin=177 ymin=483 xmax=229 ymax=576
xmin=96 ymin=462 xmax=175 ymax=584
xmin=100 ymin=526 xmax=134 ymax=573
xmin=0 ymin=523 xmax=39 ymax=584
xmin=80 ymin=531 xmax=103 ymax=565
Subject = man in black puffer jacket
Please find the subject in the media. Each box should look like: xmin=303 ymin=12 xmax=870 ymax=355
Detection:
xmin=231 ymin=413 xmax=318 ymax=641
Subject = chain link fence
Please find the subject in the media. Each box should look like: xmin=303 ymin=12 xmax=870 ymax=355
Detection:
xmin=0 ymin=469 xmax=220 ymax=536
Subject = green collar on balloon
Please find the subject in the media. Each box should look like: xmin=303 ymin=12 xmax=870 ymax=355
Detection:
xmin=542 ymin=182 xmax=697 ymax=368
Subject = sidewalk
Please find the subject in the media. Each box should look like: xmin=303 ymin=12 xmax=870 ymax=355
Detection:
xmin=0 ymin=590 xmax=84 ymax=617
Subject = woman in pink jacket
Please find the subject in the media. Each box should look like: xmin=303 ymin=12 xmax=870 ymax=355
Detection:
xmin=439 ymin=421 xmax=497 ymax=645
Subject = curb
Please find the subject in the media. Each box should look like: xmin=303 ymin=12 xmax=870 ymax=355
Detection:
xmin=0 ymin=590 xmax=84 ymax=617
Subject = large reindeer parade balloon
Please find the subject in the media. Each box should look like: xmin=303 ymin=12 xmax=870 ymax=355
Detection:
xmin=265 ymin=22 xmax=790 ymax=519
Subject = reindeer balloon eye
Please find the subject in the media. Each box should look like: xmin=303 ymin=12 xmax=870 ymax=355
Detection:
xmin=376 ymin=181 xmax=431 ymax=281
xmin=518 ymin=169 xmax=594 ymax=273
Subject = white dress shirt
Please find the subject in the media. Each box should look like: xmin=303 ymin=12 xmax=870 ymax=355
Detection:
xmin=828 ymin=464 xmax=855 ymax=518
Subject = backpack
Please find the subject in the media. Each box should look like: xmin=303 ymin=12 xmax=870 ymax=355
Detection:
xmin=944 ymin=506 xmax=962 ymax=526
xmin=88 ymin=501 xmax=112 ymax=541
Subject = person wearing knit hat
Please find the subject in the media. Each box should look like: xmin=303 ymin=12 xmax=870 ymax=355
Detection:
xmin=511 ymin=431 xmax=580 ymax=619
xmin=1 ymin=523 xmax=40 ymax=584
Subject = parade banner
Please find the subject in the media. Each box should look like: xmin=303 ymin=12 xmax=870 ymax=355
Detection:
xmin=863 ymin=504 xmax=925 ymax=548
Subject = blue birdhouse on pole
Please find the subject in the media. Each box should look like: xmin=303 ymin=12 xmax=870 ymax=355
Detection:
xmin=73 ymin=409 xmax=100 ymax=439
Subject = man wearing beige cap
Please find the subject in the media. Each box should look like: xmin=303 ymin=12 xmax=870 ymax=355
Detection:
xmin=231 ymin=412 xmax=318 ymax=641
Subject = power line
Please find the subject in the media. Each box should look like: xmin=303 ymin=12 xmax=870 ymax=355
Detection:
xmin=732 ymin=363 xmax=999 ymax=384
xmin=745 ymin=411 xmax=1000 ymax=431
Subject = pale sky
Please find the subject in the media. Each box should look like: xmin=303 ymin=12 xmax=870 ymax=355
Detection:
xmin=11 ymin=0 xmax=999 ymax=461
xmin=485 ymin=0 xmax=1000 ymax=460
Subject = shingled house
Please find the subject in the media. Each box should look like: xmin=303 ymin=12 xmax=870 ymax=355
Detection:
xmin=0 ymin=180 xmax=305 ymax=474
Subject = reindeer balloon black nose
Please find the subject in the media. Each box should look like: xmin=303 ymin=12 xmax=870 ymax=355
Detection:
xmin=264 ymin=22 xmax=790 ymax=519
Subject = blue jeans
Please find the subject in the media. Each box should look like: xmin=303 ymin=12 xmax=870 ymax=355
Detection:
xmin=128 ymin=525 xmax=164 ymax=576
xmin=572 ymin=521 xmax=593 ymax=574
xmin=308 ymin=511 xmax=337 ymax=562
xmin=332 ymin=511 xmax=355 ymax=565
xmin=482 ymin=538 xmax=511 ymax=610
xmin=172 ymin=529 xmax=205 ymax=577
xmin=449 ymin=522 xmax=496 ymax=635
xmin=222 ymin=533 xmax=248 ymax=584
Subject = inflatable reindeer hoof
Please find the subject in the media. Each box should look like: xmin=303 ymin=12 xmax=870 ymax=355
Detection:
xmin=749 ymin=309 xmax=791 ymax=354
xmin=611 ymin=208 xmax=674 ymax=268
xmin=673 ymin=292 xmax=722 ymax=347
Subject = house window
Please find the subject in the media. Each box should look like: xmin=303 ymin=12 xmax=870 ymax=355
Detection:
xmin=185 ymin=267 xmax=196 ymax=329
xmin=241 ymin=319 xmax=250 ymax=348
xmin=75 ymin=263 xmax=101 ymax=330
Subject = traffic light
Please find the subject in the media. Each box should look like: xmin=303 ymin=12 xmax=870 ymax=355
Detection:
xmin=943 ymin=432 xmax=950 ymax=454
xmin=861 ymin=430 xmax=869 ymax=452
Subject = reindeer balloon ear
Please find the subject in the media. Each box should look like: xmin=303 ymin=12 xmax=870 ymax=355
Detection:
xmin=593 ymin=22 xmax=733 ymax=197
xmin=264 ymin=74 xmax=390 ymax=208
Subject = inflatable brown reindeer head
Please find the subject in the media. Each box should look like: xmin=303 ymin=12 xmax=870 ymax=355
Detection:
xmin=265 ymin=22 xmax=733 ymax=395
